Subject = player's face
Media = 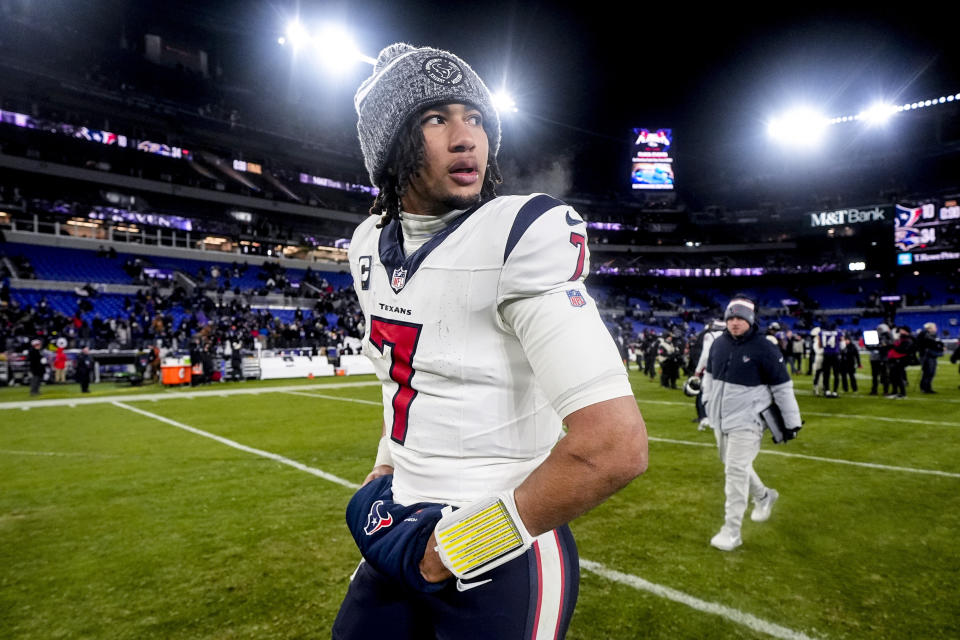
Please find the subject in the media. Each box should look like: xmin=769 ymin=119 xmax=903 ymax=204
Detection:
xmin=726 ymin=317 xmax=750 ymax=337
xmin=402 ymin=103 xmax=489 ymax=215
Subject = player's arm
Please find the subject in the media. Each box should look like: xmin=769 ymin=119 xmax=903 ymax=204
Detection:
xmin=362 ymin=420 xmax=394 ymax=487
xmin=761 ymin=343 xmax=802 ymax=430
xmin=419 ymin=393 xmax=646 ymax=582
xmin=512 ymin=395 xmax=647 ymax=535
xmin=420 ymin=293 xmax=647 ymax=580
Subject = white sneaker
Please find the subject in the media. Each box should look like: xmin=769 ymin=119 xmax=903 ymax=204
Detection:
xmin=751 ymin=489 xmax=779 ymax=522
xmin=698 ymin=418 xmax=711 ymax=431
xmin=710 ymin=528 xmax=742 ymax=551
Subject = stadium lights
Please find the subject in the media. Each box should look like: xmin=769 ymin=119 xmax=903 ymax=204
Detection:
xmin=767 ymin=107 xmax=829 ymax=148
xmin=858 ymin=102 xmax=897 ymax=126
xmin=828 ymin=91 xmax=960 ymax=124
xmin=313 ymin=24 xmax=375 ymax=71
xmin=492 ymin=92 xmax=518 ymax=114
xmin=278 ymin=21 xmax=376 ymax=68
xmin=284 ymin=20 xmax=310 ymax=50
xmin=772 ymin=91 xmax=960 ymax=146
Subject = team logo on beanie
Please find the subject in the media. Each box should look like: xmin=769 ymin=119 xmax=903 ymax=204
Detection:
xmin=422 ymin=57 xmax=464 ymax=86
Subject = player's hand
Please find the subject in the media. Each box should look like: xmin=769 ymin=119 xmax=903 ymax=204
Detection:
xmin=419 ymin=531 xmax=454 ymax=583
xmin=778 ymin=426 xmax=801 ymax=443
xmin=362 ymin=464 xmax=394 ymax=487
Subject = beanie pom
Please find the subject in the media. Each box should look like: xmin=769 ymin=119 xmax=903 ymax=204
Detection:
xmin=375 ymin=43 xmax=416 ymax=73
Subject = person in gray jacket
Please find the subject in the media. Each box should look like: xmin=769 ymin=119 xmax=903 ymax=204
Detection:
xmin=701 ymin=295 xmax=802 ymax=551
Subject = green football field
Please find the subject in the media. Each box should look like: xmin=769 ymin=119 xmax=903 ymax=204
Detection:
xmin=2 ymin=359 xmax=958 ymax=639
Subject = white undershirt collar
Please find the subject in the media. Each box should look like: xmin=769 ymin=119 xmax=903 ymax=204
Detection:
xmin=399 ymin=209 xmax=464 ymax=254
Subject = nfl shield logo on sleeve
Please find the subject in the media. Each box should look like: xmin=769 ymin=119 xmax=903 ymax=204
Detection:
xmin=566 ymin=289 xmax=587 ymax=307
xmin=391 ymin=266 xmax=408 ymax=293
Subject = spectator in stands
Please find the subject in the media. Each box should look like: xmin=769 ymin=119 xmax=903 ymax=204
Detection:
xmin=27 ymin=338 xmax=46 ymax=396
xmin=916 ymin=322 xmax=944 ymax=394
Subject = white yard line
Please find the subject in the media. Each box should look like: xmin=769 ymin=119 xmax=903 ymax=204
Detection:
xmin=802 ymin=411 xmax=960 ymax=427
xmin=0 ymin=449 xmax=116 ymax=458
xmin=0 ymin=381 xmax=380 ymax=411
xmin=280 ymin=392 xmax=960 ymax=478
xmin=638 ymin=399 xmax=960 ymax=427
xmin=579 ymin=559 xmax=820 ymax=640
xmin=756 ymin=447 xmax=960 ymax=478
xmin=111 ymin=398 xmax=817 ymax=640
xmin=647 ymin=436 xmax=960 ymax=479
xmin=281 ymin=390 xmax=381 ymax=406
xmin=792 ymin=389 xmax=960 ymax=403
xmin=111 ymin=401 xmax=360 ymax=490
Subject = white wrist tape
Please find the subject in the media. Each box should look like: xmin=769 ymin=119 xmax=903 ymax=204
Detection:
xmin=374 ymin=436 xmax=393 ymax=468
xmin=433 ymin=489 xmax=534 ymax=580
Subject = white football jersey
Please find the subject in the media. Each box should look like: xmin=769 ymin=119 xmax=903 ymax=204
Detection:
xmin=349 ymin=194 xmax=632 ymax=506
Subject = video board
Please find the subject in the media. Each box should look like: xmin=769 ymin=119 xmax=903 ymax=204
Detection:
xmin=630 ymin=128 xmax=674 ymax=190
xmin=894 ymin=200 xmax=960 ymax=265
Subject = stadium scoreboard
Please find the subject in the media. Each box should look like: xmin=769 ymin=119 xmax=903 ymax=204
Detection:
xmin=630 ymin=127 xmax=674 ymax=190
xmin=895 ymin=199 xmax=960 ymax=265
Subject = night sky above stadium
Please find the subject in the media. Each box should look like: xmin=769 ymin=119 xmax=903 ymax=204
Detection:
xmin=60 ymin=1 xmax=960 ymax=195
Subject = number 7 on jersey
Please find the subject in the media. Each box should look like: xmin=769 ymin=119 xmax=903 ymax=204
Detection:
xmin=369 ymin=316 xmax=423 ymax=444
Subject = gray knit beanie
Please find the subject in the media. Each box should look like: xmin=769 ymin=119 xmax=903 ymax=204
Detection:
xmin=354 ymin=43 xmax=501 ymax=187
xmin=724 ymin=297 xmax=757 ymax=325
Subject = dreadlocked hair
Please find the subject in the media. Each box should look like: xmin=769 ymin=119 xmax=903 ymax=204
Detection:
xmin=369 ymin=115 xmax=503 ymax=229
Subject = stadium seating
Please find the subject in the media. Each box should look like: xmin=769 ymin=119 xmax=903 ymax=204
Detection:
xmin=3 ymin=243 xmax=136 ymax=284
xmin=10 ymin=289 xmax=129 ymax=319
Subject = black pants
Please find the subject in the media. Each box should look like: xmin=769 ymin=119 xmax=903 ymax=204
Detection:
xmin=333 ymin=526 xmax=579 ymax=640
xmin=661 ymin=361 xmax=679 ymax=388
xmin=839 ymin=365 xmax=858 ymax=392
xmin=644 ymin=356 xmax=656 ymax=378
xmin=869 ymin=360 xmax=888 ymax=394
xmin=821 ymin=354 xmax=840 ymax=392
xmin=888 ymin=359 xmax=907 ymax=396
xmin=30 ymin=373 xmax=42 ymax=395
xmin=919 ymin=355 xmax=938 ymax=392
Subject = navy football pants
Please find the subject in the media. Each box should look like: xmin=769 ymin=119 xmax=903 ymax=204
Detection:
xmin=332 ymin=525 xmax=579 ymax=640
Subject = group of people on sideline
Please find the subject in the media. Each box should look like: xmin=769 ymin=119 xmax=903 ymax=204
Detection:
xmin=627 ymin=317 xmax=955 ymax=399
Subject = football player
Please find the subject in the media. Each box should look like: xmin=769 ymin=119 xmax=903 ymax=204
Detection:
xmin=333 ymin=43 xmax=648 ymax=639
